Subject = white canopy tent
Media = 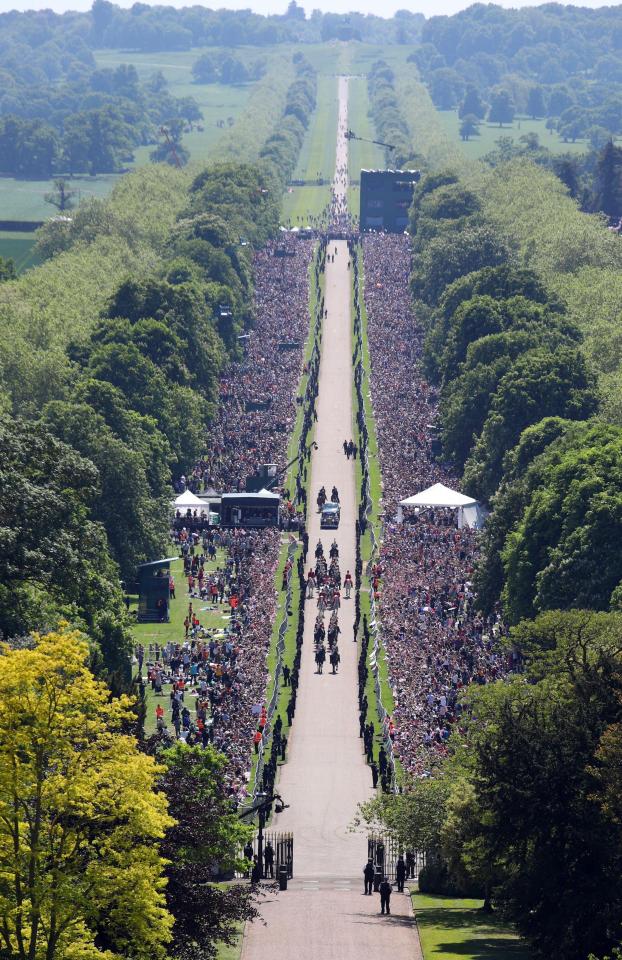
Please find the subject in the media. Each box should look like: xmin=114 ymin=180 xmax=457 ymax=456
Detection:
xmin=172 ymin=490 xmax=207 ymax=511
xmin=397 ymin=482 xmax=483 ymax=529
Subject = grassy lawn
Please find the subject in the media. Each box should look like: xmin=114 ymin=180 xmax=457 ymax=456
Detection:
xmin=281 ymin=73 xmax=338 ymax=226
xmin=436 ymin=109 xmax=591 ymax=160
xmin=346 ymin=74 xmax=386 ymax=220
xmin=413 ymin=894 xmax=532 ymax=960
xmin=215 ymin=935 xmax=243 ymax=960
xmin=97 ymin=48 xmax=256 ymax=167
xmin=0 ymin=173 xmax=124 ymax=224
xmin=129 ymin=550 xmax=239 ymax=737
xmin=0 ymin=232 xmax=41 ymax=272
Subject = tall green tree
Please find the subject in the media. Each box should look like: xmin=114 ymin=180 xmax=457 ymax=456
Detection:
xmin=0 ymin=415 xmax=124 ymax=645
xmin=592 ymin=140 xmax=622 ymax=219
xmin=463 ymin=346 xmax=599 ymax=500
xmin=488 ymin=88 xmax=515 ymax=126
xmin=153 ymin=744 xmax=259 ymax=960
xmin=460 ymin=611 xmax=622 ymax=960
xmin=0 ymin=628 xmax=174 ymax=960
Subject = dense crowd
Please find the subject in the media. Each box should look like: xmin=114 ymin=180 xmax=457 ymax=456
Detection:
xmin=201 ymin=237 xmax=315 ymax=492
xmin=142 ymin=236 xmax=314 ymax=799
xmin=362 ymin=234 xmax=510 ymax=777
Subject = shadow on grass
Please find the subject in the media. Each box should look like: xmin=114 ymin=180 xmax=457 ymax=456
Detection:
xmin=417 ymin=908 xmax=531 ymax=960
xmin=431 ymin=939 xmax=526 ymax=960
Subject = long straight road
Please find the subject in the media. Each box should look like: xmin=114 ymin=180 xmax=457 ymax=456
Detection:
xmin=241 ymin=76 xmax=422 ymax=960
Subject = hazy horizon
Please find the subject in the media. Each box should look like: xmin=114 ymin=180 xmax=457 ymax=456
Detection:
xmin=0 ymin=0 xmax=618 ymax=19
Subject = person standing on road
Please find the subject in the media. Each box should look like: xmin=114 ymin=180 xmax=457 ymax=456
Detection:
xmin=264 ymin=840 xmax=275 ymax=878
xmin=344 ymin=570 xmax=353 ymax=598
xmin=379 ymin=877 xmax=392 ymax=914
xmin=395 ymin=855 xmax=406 ymax=892
xmin=363 ymin=859 xmax=375 ymax=895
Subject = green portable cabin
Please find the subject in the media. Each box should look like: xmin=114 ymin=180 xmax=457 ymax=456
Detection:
xmin=137 ymin=557 xmax=176 ymax=623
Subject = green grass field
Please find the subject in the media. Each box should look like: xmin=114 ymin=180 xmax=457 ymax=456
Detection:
xmin=130 ymin=550 xmax=240 ymax=737
xmin=0 ymin=233 xmax=40 ymax=272
xmin=281 ymin=73 xmax=338 ymax=225
xmin=97 ymin=48 xmax=256 ymax=167
xmin=413 ymin=894 xmax=532 ymax=960
xmin=436 ymin=109 xmax=590 ymax=160
xmin=346 ymin=73 xmax=386 ymax=220
xmin=0 ymin=173 xmax=124 ymax=223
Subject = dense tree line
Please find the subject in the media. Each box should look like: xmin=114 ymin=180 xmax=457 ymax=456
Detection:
xmin=367 ymin=60 xmax=422 ymax=169
xmin=0 ymin=53 xmax=310 ymax=669
xmin=259 ymin=53 xmax=317 ymax=188
xmin=360 ymin=81 xmax=622 ymax=959
xmin=192 ymin=51 xmax=267 ymax=85
xmin=359 ymin=609 xmax=622 ymax=960
xmin=0 ymin=0 xmax=422 ymax=60
xmin=411 ymin=4 xmax=622 ymax=142
xmin=409 ymin=169 xmax=622 ymax=624
xmin=0 ymin=63 xmax=201 ymax=177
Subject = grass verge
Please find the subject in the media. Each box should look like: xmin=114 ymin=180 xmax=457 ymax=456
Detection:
xmin=412 ymin=893 xmax=532 ymax=960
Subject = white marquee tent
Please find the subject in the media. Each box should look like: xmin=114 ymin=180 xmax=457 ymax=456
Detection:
xmin=172 ymin=490 xmax=207 ymax=511
xmin=397 ymin=482 xmax=484 ymax=528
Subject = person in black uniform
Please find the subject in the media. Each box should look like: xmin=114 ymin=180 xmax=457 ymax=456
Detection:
xmin=264 ymin=840 xmax=275 ymax=878
xmin=395 ymin=855 xmax=406 ymax=893
xmin=379 ymin=877 xmax=392 ymax=914
xmin=363 ymin=859 xmax=375 ymax=895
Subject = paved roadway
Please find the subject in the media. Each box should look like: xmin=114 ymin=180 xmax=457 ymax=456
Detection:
xmin=241 ymin=76 xmax=422 ymax=960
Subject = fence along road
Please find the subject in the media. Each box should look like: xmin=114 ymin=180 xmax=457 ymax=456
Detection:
xmin=241 ymin=75 xmax=423 ymax=960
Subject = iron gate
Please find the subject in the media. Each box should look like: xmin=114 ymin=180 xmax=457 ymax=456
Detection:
xmin=367 ymin=833 xmax=425 ymax=882
xmin=254 ymin=831 xmax=294 ymax=879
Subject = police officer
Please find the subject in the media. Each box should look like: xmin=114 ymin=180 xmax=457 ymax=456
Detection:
xmin=370 ymin=762 xmax=379 ymax=789
xmin=244 ymin=841 xmax=254 ymax=877
xmin=395 ymin=855 xmax=407 ymax=893
xmin=363 ymin=859 xmax=374 ymax=895
xmin=264 ymin=840 xmax=275 ymax=879
xmin=379 ymin=876 xmax=392 ymax=915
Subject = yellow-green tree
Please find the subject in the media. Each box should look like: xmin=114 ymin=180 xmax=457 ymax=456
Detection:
xmin=0 ymin=627 xmax=174 ymax=960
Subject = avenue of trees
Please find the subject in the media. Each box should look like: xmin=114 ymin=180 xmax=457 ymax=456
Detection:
xmin=363 ymin=73 xmax=622 ymax=960
xmin=0 ymin=1 xmax=423 ymax=60
xmin=0 ymin=52 xmax=312 ymax=657
xmin=367 ymin=60 xmax=423 ymax=169
xmin=0 ymin=50 xmax=315 ymax=960
xmin=411 ymin=4 xmax=622 ymax=141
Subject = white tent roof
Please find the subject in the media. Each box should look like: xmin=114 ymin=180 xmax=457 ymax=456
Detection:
xmin=399 ymin=482 xmax=477 ymax=509
xmin=173 ymin=490 xmax=206 ymax=509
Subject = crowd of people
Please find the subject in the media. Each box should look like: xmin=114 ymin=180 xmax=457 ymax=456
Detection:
xmin=141 ymin=235 xmax=316 ymax=800
xmin=195 ymin=237 xmax=315 ymax=494
xmin=362 ymin=234 xmax=511 ymax=777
